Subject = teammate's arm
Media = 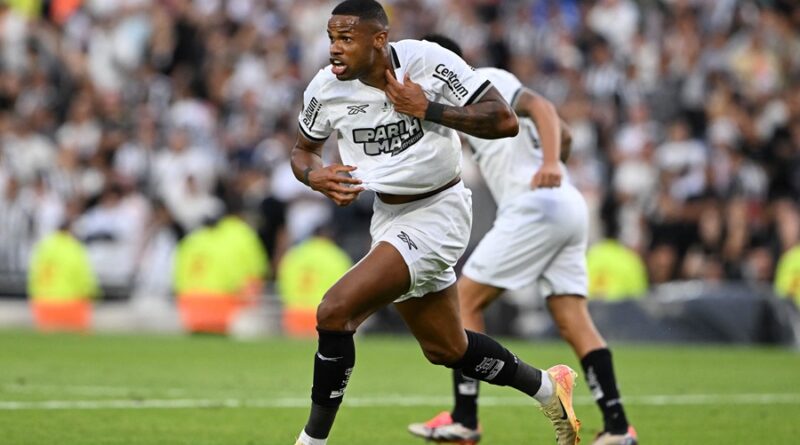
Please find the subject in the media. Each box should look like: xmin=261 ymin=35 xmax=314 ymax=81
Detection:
xmin=559 ymin=118 xmax=572 ymax=163
xmin=291 ymin=133 xmax=364 ymax=207
xmin=385 ymin=71 xmax=518 ymax=139
xmin=514 ymin=88 xmax=563 ymax=188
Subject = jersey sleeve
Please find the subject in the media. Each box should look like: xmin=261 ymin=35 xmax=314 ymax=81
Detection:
xmin=422 ymin=42 xmax=492 ymax=107
xmin=480 ymin=68 xmax=524 ymax=108
xmin=297 ymin=71 xmax=332 ymax=142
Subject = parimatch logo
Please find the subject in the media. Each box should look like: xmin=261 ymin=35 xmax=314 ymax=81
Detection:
xmin=352 ymin=118 xmax=423 ymax=156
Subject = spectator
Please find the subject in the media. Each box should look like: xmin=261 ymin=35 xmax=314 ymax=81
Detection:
xmin=277 ymin=229 xmax=352 ymax=337
xmin=775 ymin=245 xmax=800 ymax=307
xmin=0 ymin=0 xmax=797 ymax=299
xmin=27 ymin=216 xmax=100 ymax=332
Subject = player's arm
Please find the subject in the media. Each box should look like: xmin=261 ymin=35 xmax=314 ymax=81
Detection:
xmin=559 ymin=118 xmax=572 ymax=163
xmin=385 ymin=71 xmax=518 ymax=139
xmin=290 ymin=133 xmax=364 ymax=207
xmin=514 ymin=88 xmax=565 ymax=188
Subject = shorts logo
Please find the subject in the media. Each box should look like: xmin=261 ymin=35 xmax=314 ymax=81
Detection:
xmin=302 ymin=97 xmax=321 ymax=129
xmin=397 ymin=231 xmax=417 ymax=250
xmin=353 ymin=118 xmax=423 ymax=156
xmin=433 ymin=64 xmax=469 ymax=100
xmin=347 ymin=104 xmax=369 ymax=115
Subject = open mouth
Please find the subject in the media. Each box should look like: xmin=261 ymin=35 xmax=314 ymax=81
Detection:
xmin=331 ymin=59 xmax=347 ymax=76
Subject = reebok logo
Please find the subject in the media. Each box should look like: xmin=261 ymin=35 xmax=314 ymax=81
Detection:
xmin=433 ymin=64 xmax=469 ymax=100
xmin=347 ymin=104 xmax=369 ymax=115
xmin=397 ymin=231 xmax=418 ymax=250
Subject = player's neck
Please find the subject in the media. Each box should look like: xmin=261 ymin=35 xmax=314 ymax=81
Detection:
xmin=358 ymin=47 xmax=392 ymax=91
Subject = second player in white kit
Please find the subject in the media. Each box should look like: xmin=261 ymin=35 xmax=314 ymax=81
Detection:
xmin=463 ymin=67 xmax=589 ymax=296
xmin=408 ymin=35 xmax=637 ymax=445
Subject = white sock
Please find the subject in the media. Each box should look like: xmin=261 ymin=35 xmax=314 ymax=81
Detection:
xmin=533 ymin=370 xmax=554 ymax=404
xmin=297 ymin=430 xmax=327 ymax=445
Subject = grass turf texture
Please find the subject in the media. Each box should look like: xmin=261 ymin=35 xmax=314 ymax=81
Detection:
xmin=0 ymin=330 xmax=798 ymax=444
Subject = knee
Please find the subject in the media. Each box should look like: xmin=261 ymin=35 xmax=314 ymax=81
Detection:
xmin=457 ymin=281 xmax=499 ymax=314
xmin=459 ymin=293 xmax=486 ymax=316
xmin=554 ymin=318 xmax=578 ymax=344
xmin=420 ymin=341 xmax=466 ymax=366
xmin=316 ymin=293 xmax=355 ymax=331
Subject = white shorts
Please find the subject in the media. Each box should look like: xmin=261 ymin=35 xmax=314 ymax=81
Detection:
xmin=370 ymin=181 xmax=472 ymax=303
xmin=463 ymin=183 xmax=588 ymax=298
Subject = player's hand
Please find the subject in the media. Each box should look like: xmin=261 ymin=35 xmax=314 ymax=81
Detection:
xmin=531 ymin=161 xmax=562 ymax=189
xmin=384 ymin=70 xmax=428 ymax=119
xmin=308 ymin=164 xmax=365 ymax=206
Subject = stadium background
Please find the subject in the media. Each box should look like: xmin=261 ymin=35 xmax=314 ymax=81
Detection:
xmin=1 ymin=1 xmax=800 ymax=443
xmin=1 ymin=0 xmax=799 ymax=298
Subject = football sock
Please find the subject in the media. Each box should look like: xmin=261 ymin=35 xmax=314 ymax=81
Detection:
xmin=532 ymin=368 xmax=554 ymax=404
xmin=450 ymin=369 xmax=479 ymax=429
xmin=304 ymin=328 xmax=355 ymax=439
xmin=581 ymin=348 xmax=629 ymax=434
xmin=297 ymin=429 xmax=327 ymax=445
xmin=449 ymin=330 xmax=543 ymax=397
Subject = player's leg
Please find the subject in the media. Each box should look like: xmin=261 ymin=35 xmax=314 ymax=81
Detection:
xmin=546 ymin=295 xmax=605 ymax=357
xmin=541 ymin=185 xmax=635 ymax=444
xmin=409 ymin=189 xmax=576 ymax=443
xmin=296 ymin=242 xmax=411 ymax=445
xmin=547 ymin=295 xmax=636 ymax=444
xmin=457 ymin=275 xmax=505 ymax=332
xmin=447 ymin=277 xmax=504 ymax=433
xmin=398 ymin=284 xmax=580 ymax=445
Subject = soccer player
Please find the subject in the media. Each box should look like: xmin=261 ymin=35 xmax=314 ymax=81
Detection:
xmin=291 ymin=2 xmax=580 ymax=445
xmin=407 ymin=35 xmax=638 ymax=445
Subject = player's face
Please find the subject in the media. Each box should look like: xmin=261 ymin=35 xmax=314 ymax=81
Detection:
xmin=327 ymin=15 xmax=384 ymax=81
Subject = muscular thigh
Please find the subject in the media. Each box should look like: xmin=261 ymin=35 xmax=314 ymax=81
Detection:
xmin=394 ymin=284 xmax=468 ymax=361
xmin=318 ymin=242 xmax=410 ymax=331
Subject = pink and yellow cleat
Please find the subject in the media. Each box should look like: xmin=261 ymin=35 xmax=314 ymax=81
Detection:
xmin=593 ymin=425 xmax=638 ymax=445
xmin=407 ymin=411 xmax=481 ymax=444
xmin=541 ymin=365 xmax=581 ymax=445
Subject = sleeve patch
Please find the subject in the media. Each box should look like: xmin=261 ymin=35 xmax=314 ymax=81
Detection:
xmin=433 ymin=64 xmax=470 ymax=102
xmin=301 ymin=97 xmax=321 ymax=130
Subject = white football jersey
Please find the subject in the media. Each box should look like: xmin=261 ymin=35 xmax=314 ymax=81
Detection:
xmin=464 ymin=68 xmax=567 ymax=207
xmin=298 ymin=39 xmax=492 ymax=195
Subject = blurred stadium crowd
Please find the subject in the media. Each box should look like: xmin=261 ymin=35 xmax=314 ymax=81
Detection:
xmin=1 ymin=0 xmax=800 ymax=303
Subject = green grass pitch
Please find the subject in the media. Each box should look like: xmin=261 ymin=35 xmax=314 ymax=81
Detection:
xmin=0 ymin=330 xmax=798 ymax=444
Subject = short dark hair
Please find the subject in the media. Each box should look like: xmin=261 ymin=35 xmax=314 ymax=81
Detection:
xmin=332 ymin=0 xmax=388 ymax=27
xmin=421 ymin=34 xmax=463 ymax=58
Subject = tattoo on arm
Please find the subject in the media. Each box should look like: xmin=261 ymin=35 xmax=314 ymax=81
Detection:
xmin=427 ymin=88 xmax=517 ymax=139
xmin=291 ymin=134 xmax=325 ymax=187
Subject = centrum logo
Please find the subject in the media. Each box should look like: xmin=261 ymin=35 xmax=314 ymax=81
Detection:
xmin=433 ymin=64 xmax=469 ymax=100
xmin=352 ymin=118 xmax=423 ymax=156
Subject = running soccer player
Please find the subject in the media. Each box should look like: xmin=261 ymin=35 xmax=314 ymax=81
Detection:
xmin=408 ymin=35 xmax=637 ymax=445
xmin=291 ymin=2 xmax=580 ymax=445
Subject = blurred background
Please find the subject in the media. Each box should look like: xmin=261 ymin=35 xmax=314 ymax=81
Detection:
xmin=0 ymin=0 xmax=799 ymax=344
